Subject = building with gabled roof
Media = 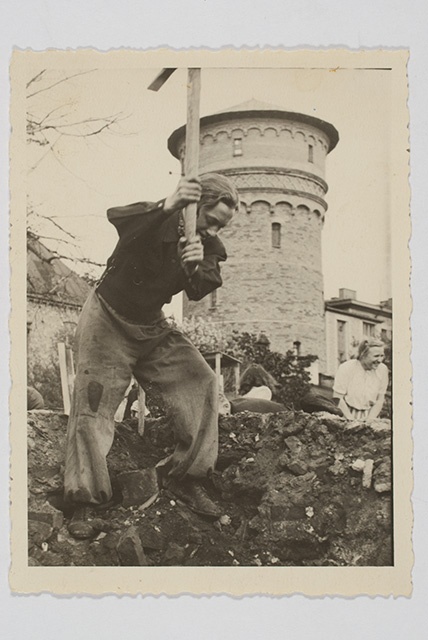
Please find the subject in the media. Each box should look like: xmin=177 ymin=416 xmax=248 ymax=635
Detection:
xmin=27 ymin=233 xmax=91 ymax=407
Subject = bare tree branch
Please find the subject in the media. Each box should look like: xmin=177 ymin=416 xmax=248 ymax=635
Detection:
xmin=42 ymin=116 xmax=124 ymax=137
xmin=38 ymin=103 xmax=72 ymax=125
xmin=28 ymin=210 xmax=77 ymax=241
xmin=48 ymin=143 xmax=108 ymax=195
xmin=27 ymin=69 xmax=97 ymax=99
xmin=26 ymin=68 xmax=134 ymax=276
xmin=26 ymin=69 xmax=46 ymax=89
xmin=49 ymin=214 xmax=106 ymax=219
xmin=29 ymin=233 xmax=80 ymax=249
xmin=28 ymin=231 xmax=105 ymax=269
xmin=29 ymin=135 xmax=62 ymax=172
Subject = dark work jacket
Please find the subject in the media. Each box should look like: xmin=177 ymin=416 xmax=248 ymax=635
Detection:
xmin=96 ymin=200 xmax=227 ymax=322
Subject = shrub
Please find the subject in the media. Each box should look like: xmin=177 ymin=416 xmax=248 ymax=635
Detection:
xmin=182 ymin=317 xmax=317 ymax=409
xmin=226 ymin=330 xmax=317 ymax=408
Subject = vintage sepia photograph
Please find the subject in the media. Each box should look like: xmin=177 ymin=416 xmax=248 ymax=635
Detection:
xmin=9 ymin=49 xmax=411 ymax=595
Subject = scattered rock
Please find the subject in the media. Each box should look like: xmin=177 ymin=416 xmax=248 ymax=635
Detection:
xmin=284 ymin=436 xmax=303 ymax=455
xmin=117 ymin=526 xmax=148 ymax=566
xmin=362 ymin=459 xmax=374 ymax=489
xmin=163 ymin=542 xmax=186 ymax=565
xmin=137 ymin=522 xmax=165 ymax=550
xmin=329 ymin=456 xmax=345 ymax=476
xmin=28 ymin=499 xmax=64 ymax=531
xmin=27 ymin=406 xmax=392 ymax=568
xmin=369 ymin=419 xmax=391 ymax=433
xmin=373 ymin=459 xmax=392 ymax=493
xmin=351 ymin=459 xmax=366 ymax=472
xmin=188 ymin=530 xmax=203 ymax=545
xmin=117 ymin=468 xmax=159 ymax=508
xmin=28 ymin=520 xmax=54 ymax=549
xmin=279 ymin=452 xmax=308 ymax=475
xmin=287 ymin=459 xmax=308 ymax=476
xmin=374 ymin=482 xmax=391 ymax=494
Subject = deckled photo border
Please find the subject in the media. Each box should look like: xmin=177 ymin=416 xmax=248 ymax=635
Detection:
xmin=9 ymin=48 xmax=412 ymax=596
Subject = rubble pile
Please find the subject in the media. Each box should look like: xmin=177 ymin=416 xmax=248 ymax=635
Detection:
xmin=27 ymin=408 xmax=392 ymax=567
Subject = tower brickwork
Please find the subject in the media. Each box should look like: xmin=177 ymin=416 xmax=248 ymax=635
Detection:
xmin=168 ymin=100 xmax=339 ymax=368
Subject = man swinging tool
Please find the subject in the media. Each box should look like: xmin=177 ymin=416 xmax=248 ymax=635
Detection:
xmin=63 ymin=68 xmax=239 ymax=538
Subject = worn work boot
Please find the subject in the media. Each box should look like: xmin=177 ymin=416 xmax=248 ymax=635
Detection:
xmin=164 ymin=477 xmax=221 ymax=519
xmin=67 ymin=505 xmax=97 ymax=540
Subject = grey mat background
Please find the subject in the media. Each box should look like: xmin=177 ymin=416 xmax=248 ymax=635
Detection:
xmin=1 ymin=1 xmax=427 ymax=637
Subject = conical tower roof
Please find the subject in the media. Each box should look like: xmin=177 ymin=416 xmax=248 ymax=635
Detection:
xmin=214 ymin=98 xmax=287 ymax=114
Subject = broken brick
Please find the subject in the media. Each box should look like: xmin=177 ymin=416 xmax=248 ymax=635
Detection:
xmin=117 ymin=526 xmax=148 ymax=566
xmin=117 ymin=468 xmax=159 ymax=508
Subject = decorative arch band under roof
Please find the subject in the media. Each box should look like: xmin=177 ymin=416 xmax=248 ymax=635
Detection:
xmin=167 ymin=99 xmax=339 ymax=159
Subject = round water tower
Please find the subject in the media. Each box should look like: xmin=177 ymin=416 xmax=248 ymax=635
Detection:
xmin=168 ymin=99 xmax=339 ymax=365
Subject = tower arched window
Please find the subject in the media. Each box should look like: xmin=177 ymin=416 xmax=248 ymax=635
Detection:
xmin=308 ymin=144 xmax=314 ymax=163
xmin=233 ymin=137 xmax=243 ymax=156
xmin=271 ymin=222 xmax=281 ymax=248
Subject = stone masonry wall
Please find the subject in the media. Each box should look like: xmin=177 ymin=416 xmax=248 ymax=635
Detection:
xmin=27 ymin=299 xmax=81 ymax=407
xmin=177 ymin=115 xmax=330 ymax=179
xmin=185 ymin=194 xmax=326 ymax=366
xmin=180 ymin=108 xmax=335 ymax=370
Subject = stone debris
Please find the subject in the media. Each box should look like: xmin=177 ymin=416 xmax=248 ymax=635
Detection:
xmin=374 ymin=482 xmax=391 ymax=494
xmin=164 ymin=542 xmax=186 ymax=564
xmin=94 ymin=532 xmax=107 ymax=541
xmin=373 ymin=458 xmax=392 ymax=493
xmin=362 ymin=459 xmax=374 ymax=489
xmin=28 ymin=520 xmax=54 ymax=549
xmin=117 ymin=526 xmax=148 ymax=566
xmin=137 ymin=522 xmax=165 ymax=550
xmin=329 ymin=455 xmax=346 ymax=476
xmin=117 ymin=468 xmax=159 ymax=508
xmin=351 ymin=459 xmax=366 ymax=472
xmin=27 ymin=408 xmax=392 ymax=567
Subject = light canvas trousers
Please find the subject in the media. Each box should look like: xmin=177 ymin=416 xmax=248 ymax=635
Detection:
xmin=64 ymin=290 xmax=219 ymax=505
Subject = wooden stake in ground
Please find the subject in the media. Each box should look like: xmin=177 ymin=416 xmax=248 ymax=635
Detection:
xmin=137 ymin=386 xmax=146 ymax=437
xmin=148 ymin=67 xmax=201 ymax=240
xmin=57 ymin=342 xmax=75 ymax=415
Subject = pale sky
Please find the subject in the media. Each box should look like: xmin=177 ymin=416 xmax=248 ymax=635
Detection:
xmin=27 ymin=63 xmax=392 ymax=304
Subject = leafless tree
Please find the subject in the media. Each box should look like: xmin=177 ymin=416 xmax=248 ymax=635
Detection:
xmin=26 ymin=68 xmax=130 ymax=277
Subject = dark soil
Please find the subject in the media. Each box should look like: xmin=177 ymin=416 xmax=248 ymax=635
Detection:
xmin=27 ymin=409 xmax=392 ymax=567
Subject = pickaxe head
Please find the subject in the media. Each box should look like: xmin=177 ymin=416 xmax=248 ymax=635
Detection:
xmin=147 ymin=68 xmax=177 ymax=91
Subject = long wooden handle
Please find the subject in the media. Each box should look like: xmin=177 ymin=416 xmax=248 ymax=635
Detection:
xmin=184 ymin=68 xmax=201 ymax=240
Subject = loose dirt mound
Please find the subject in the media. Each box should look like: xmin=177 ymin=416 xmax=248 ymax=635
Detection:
xmin=27 ymin=409 xmax=392 ymax=567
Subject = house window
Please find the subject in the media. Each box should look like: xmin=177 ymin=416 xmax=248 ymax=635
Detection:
xmin=308 ymin=144 xmax=314 ymax=163
xmin=233 ymin=137 xmax=243 ymax=157
xmin=271 ymin=222 xmax=281 ymax=248
xmin=337 ymin=320 xmax=347 ymax=364
xmin=363 ymin=321 xmax=376 ymax=337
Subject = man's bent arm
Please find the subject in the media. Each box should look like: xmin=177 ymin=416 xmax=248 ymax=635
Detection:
xmin=107 ymin=200 xmax=170 ymax=249
xmin=184 ymin=254 xmax=224 ymax=301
